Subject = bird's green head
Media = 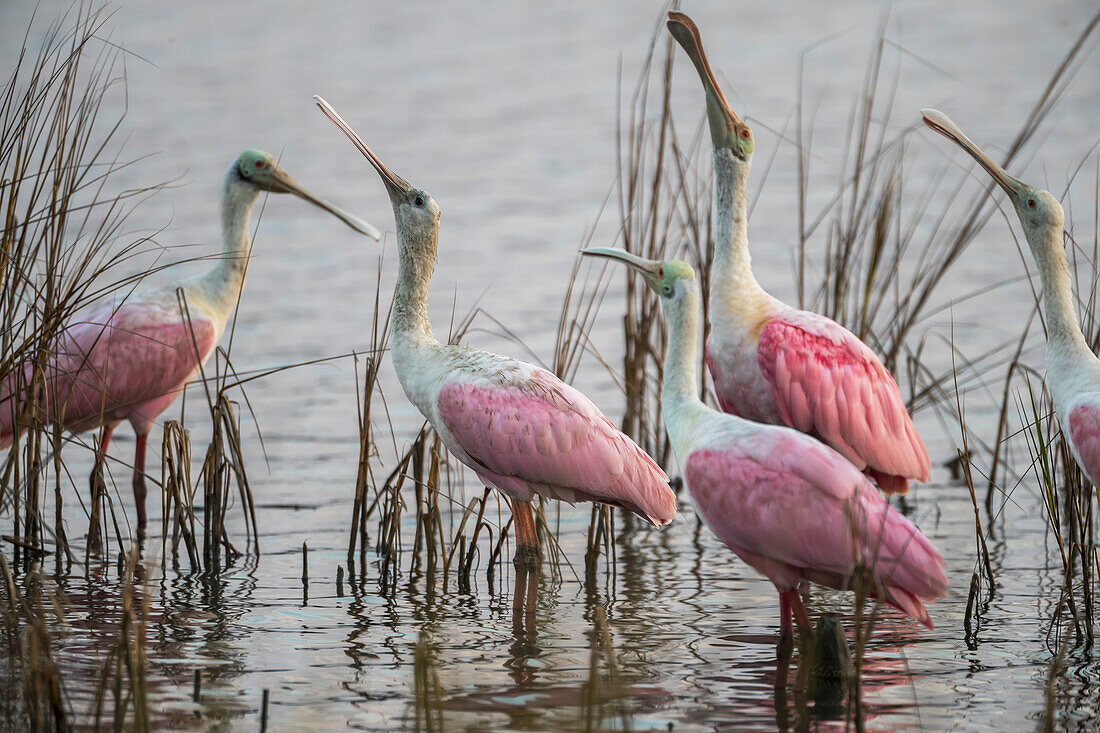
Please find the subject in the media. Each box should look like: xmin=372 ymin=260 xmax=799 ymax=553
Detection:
xmin=228 ymin=148 xmax=381 ymax=239
xmin=580 ymin=248 xmax=696 ymax=299
xmin=235 ymin=149 xmax=279 ymax=188
xmin=667 ymin=12 xmax=753 ymax=160
xmin=921 ymin=109 xmax=1064 ymax=235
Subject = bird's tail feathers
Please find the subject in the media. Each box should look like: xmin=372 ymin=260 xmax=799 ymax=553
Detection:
xmin=880 ymin=585 xmax=933 ymax=630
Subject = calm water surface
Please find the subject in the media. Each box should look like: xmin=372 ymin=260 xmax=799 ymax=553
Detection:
xmin=1 ymin=0 xmax=1099 ymax=730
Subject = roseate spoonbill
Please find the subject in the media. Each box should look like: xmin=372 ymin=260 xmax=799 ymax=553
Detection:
xmin=313 ymin=96 xmax=676 ymax=568
xmin=0 ymin=150 xmax=380 ymax=537
xmin=922 ymin=109 xmax=1100 ymax=487
xmin=581 ymin=247 xmax=947 ymax=648
xmin=666 ymin=12 xmax=929 ymax=495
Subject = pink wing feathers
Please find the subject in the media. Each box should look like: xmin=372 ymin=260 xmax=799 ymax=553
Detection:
xmin=436 ymin=369 xmax=676 ymax=526
xmin=757 ymin=314 xmax=929 ymax=492
xmin=684 ymin=433 xmax=946 ymax=628
xmin=0 ymin=300 xmax=218 ymax=444
xmin=1068 ymin=403 xmax=1100 ymax=487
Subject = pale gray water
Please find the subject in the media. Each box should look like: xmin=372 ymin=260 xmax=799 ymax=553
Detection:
xmin=1 ymin=0 xmax=1099 ymax=730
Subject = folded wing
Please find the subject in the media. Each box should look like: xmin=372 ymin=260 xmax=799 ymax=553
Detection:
xmin=0 ymin=300 xmax=218 ymax=441
xmin=757 ymin=313 xmax=929 ymax=489
xmin=685 ymin=432 xmax=946 ymax=626
xmin=437 ymin=369 xmax=676 ymax=525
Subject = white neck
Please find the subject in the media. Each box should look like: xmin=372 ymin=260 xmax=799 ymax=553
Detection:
xmin=1031 ymin=224 xmax=1091 ymax=357
xmin=392 ymin=224 xmax=438 ymax=349
xmin=196 ymin=170 xmax=260 ymax=322
xmin=660 ymin=281 xmax=710 ymax=457
xmin=712 ymin=150 xmax=765 ymax=304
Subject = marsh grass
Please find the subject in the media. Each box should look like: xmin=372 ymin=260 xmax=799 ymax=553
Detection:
xmin=952 ymin=352 xmax=997 ymax=651
xmin=0 ymin=6 xmax=176 ymax=723
xmin=936 ymin=26 xmax=1100 ymax=727
xmin=410 ymin=629 xmax=444 ymax=732
xmin=605 ymin=11 xmax=713 ymax=468
xmin=0 ymin=2 xmax=173 ymax=565
xmin=0 ymin=552 xmax=71 ymax=730
xmin=91 ymin=546 xmax=151 ymax=731
xmin=563 ymin=7 xmax=715 ymax=580
xmin=794 ymin=22 xmax=1098 ymax=444
xmin=348 ymin=257 xmax=394 ymax=572
xmin=152 ymin=324 xmax=261 ymax=575
xmin=345 ymin=254 xmax=520 ymax=593
xmin=1021 ymin=375 xmax=1097 ymax=649
xmin=2 ymin=546 xmax=158 ymax=731
xmin=199 ymin=390 xmax=255 ymax=567
xmin=579 ymin=604 xmax=630 ymax=732
xmin=954 ymin=152 xmax=1100 ymax=659
xmin=160 ymin=419 xmax=199 ymax=570
xmin=802 ymin=12 xmax=1098 ymax=348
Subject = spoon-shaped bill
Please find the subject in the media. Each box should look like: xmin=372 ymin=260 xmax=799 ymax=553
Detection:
xmin=920 ymin=108 xmax=1025 ymax=196
xmin=580 ymin=247 xmax=663 ymax=290
xmin=666 ymin=11 xmax=747 ymax=150
xmin=314 ymin=95 xmax=411 ymax=204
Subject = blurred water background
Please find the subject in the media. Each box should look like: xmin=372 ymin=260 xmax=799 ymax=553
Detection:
xmin=1 ymin=0 xmax=1099 ymax=729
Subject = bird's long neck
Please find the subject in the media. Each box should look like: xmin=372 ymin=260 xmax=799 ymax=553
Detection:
xmin=198 ymin=172 xmax=260 ymax=323
xmin=392 ymin=225 xmax=438 ymax=350
xmin=712 ymin=151 xmax=765 ymax=307
xmin=1031 ymin=225 xmax=1091 ymax=357
xmin=661 ymin=283 xmax=709 ymax=457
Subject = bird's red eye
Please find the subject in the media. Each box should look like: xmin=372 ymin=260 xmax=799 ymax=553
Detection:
xmin=658 ymin=266 xmax=664 ymax=277
xmin=255 ymin=160 xmax=265 ymax=169
xmin=740 ymin=129 xmax=751 ymax=139
xmin=1027 ymin=199 xmax=1036 ymax=208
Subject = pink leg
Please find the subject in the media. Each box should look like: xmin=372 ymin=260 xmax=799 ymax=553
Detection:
xmin=778 ymin=591 xmax=794 ymax=653
xmin=777 ymin=589 xmax=813 ymax=654
xmin=788 ymin=589 xmax=812 ymax=636
xmin=92 ymin=424 xmax=115 ymax=482
xmin=776 ymin=591 xmax=794 ymax=688
xmin=780 ymin=591 xmax=793 ymax=636
xmin=132 ymin=432 xmax=148 ymax=535
xmin=512 ymin=500 xmax=541 ymax=570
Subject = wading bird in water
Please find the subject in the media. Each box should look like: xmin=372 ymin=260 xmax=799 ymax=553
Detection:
xmin=314 ymin=96 xmax=676 ymax=568
xmin=582 ymin=247 xmax=947 ymax=652
xmin=666 ymin=12 xmax=929 ymax=495
xmin=0 ymin=151 xmax=380 ymax=540
xmin=922 ymin=109 xmax=1100 ymax=488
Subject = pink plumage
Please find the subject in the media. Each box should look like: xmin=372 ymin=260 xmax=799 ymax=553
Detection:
xmin=684 ymin=432 xmax=946 ymax=629
xmin=714 ymin=311 xmax=930 ymax=495
xmin=437 ymin=369 xmax=676 ymax=526
xmin=0 ymin=300 xmax=217 ymax=446
xmin=1068 ymin=404 xmax=1100 ymax=486
xmin=0 ymin=296 xmax=218 ymax=534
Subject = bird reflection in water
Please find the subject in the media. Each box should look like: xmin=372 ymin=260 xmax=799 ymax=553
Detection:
xmin=506 ymin=566 xmax=541 ymax=686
